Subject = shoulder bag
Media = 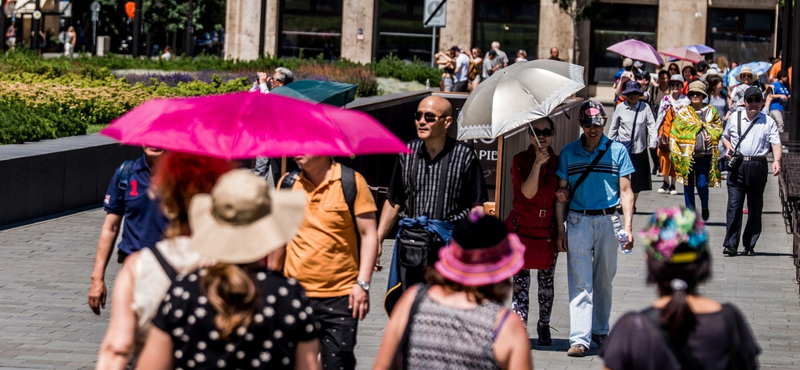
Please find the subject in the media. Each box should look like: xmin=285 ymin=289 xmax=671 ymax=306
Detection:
xmin=396 ymin=150 xmax=451 ymax=270
xmin=728 ymin=112 xmax=757 ymax=171
xmin=566 ymin=140 xmax=611 ymax=211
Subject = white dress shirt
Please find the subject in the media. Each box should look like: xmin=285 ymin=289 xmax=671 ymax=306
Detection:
xmin=723 ymin=111 xmax=781 ymax=156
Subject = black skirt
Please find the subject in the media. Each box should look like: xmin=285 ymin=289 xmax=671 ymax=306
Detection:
xmin=630 ymin=150 xmax=652 ymax=193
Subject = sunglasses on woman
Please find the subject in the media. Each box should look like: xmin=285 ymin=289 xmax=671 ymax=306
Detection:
xmin=529 ymin=128 xmax=554 ymax=137
xmin=687 ymin=92 xmax=704 ymax=98
xmin=414 ymin=111 xmax=450 ymax=123
xmin=745 ymin=96 xmax=763 ymax=104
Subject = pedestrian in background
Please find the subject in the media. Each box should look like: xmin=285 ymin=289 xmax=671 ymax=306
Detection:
xmin=610 ymin=80 xmax=657 ymax=209
xmin=649 ymin=70 xmax=671 ymax=175
xmin=64 ymin=26 xmax=76 ymax=57
xmin=250 ymin=67 xmax=294 ymax=94
xmin=489 ymin=41 xmax=509 ymax=68
xmin=667 ymin=63 xmax=680 ymax=77
xmin=549 ymin=47 xmax=561 ymax=61
xmin=516 ymin=50 xmax=528 ymax=63
xmin=160 ymin=45 xmax=172 ymax=60
xmin=136 ymin=169 xmax=320 ymax=370
xmin=451 ymin=46 xmax=471 ymax=92
xmin=730 ymin=67 xmax=755 ymax=111
xmin=670 ymin=80 xmax=723 ymax=221
xmin=721 ymin=87 xmax=782 ymax=257
xmin=379 ymin=96 xmax=487 ymax=315
xmin=434 ymin=49 xmax=456 ymax=92
xmin=556 ymin=100 xmax=635 ymax=357
xmin=707 ymin=75 xmax=731 ymax=175
xmin=270 ymin=155 xmax=379 ymax=370
xmin=483 ymin=50 xmax=501 ymax=79
xmin=96 ymin=153 xmax=233 ymax=369
xmin=372 ymin=211 xmax=532 ymax=370
xmin=600 ymin=207 xmax=760 ymax=370
xmin=655 ymin=75 xmax=688 ymax=195
xmin=88 ymin=147 xmax=169 ymax=315
xmin=468 ymin=47 xmax=483 ymax=92
xmin=768 ymin=70 xmax=790 ymax=133
xmin=504 ymin=117 xmax=566 ymax=345
xmin=5 ymin=22 xmax=16 ymax=50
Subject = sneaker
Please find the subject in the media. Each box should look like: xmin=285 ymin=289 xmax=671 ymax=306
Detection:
xmin=669 ymin=185 xmax=677 ymax=195
xmin=537 ymin=323 xmax=552 ymax=346
xmin=702 ymin=207 xmax=710 ymax=221
xmin=658 ymin=182 xmax=669 ymax=194
xmin=567 ymin=344 xmax=586 ymax=357
xmin=743 ymin=249 xmax=756 ymax=256
xmin=723 ymin=247 xmax=738 ymax=256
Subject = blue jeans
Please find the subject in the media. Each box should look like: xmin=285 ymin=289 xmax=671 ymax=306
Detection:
xmin=566 ymin=211 xmax=619 ymax=348
xmin=684 ymin=155 xmax=711 ymax=210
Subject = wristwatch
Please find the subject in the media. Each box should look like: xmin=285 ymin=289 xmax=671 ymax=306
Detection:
xmin=356 ymin=280 xmax=370 ymax=292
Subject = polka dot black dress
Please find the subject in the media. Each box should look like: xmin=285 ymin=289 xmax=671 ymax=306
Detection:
xmin=153 ymin=267 xmax=321 ymax=369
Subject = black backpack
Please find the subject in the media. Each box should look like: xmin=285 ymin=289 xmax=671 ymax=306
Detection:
xmin=280 ymin=165 xmax=360 ymax=252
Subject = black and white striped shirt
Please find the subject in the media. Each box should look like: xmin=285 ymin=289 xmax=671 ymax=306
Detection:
xmin=387 ymin=137 xmax=488 ymax=223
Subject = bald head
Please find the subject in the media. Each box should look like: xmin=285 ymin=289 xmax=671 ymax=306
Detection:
xmin=416 ymin=96 xmax=453 ymax=141
xmin=550 ymin=47 xmax=559 ymax=59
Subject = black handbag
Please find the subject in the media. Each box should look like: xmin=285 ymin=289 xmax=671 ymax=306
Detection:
xmin=396 ymin=149 xmax=451 ymax=270
xmin=728 ymin=112 xmax=757 ymax=171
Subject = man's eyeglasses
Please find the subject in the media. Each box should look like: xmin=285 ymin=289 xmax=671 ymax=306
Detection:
xmin=414 ymin=111 xmax=450 ymax=123
xmin=745 ymin=96 xmax=763 ymax=104
xmin=530 ymin=128 xmax=555 ymax=137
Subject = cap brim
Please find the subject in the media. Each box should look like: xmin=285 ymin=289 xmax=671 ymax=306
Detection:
xmin=435 ymin=234 xmax=525 ymax=286
xmin=188 ymin=189 xmax=307 ymax=264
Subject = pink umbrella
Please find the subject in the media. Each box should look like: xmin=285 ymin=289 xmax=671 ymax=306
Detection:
xmin=659 ymin=46 xmax=702 ymax=64
xmin=101 ymin=92 xmax=411 ymax=160
xmin=607 ymin=39 xmax=664 ymax=65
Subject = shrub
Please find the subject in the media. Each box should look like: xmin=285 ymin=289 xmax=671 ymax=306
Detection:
xmin=0 ymin=97 xmax=87 ymax=145
xmin=372 ymin=54 xmax=442 ymax=85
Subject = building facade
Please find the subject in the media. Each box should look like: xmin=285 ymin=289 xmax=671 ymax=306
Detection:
xmin=226 ymin=0 xmax=779 ymax=84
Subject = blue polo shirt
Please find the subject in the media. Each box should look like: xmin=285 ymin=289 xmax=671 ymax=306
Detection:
xmin=556 ymin=135 xmax=635 ymax=211
xmin=770 ymin=81 xmax=790 ymax=111
xmin=103 ymin=155 xmax=168 ymax=255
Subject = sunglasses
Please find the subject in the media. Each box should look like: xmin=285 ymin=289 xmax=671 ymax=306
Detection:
xmin=414 ymin=111 xmax=449 ymax=123
xmin=579 ymin=121 xmax=602 ymax=128
xmin=688 ymin=92 xmax=704 ymax=98
xmin=530 ymin=128 xmax=554 ymax=137
xmin=745 ymin=96 xmax=763 ymax=104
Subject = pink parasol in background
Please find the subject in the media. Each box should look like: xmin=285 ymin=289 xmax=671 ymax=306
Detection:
xmin=659 ymin=46 xmax=703 ymax=64
xmin=101 ymin=92 xmax=411 ymax=160
xmin=607 ymin=39 xmax=664 ymax=65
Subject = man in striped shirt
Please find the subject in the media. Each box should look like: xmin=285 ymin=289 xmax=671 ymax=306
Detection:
xmin=379 ymin=96 xmax=488 ymax=314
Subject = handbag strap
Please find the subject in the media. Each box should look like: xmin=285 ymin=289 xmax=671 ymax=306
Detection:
xmin=641 ymin=307 xmax=704 ymax=369
xmin=569 ymin=140 xmax=611 ymax=202
xmin=622 ymin=101 xmax=640 ymax=152
xmin=393 ymin=284 xmax=431 ymax=370
xmin=734 ymin=111 xmax=757 ymax=152
xmin=150 ymin=246 xmax=177 ymax=281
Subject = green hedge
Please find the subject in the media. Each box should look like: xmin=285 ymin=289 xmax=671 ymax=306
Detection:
xmin=0 ymin=97 xmax=87 ymax=145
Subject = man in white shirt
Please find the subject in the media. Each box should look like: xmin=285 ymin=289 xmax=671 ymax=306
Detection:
xmin=451 ymin=46 xmax=470 ymax=92
xmin=721 ymin=86 xmax=782 ymax=257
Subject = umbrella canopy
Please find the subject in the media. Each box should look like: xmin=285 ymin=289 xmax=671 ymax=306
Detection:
xmin=607 ymin=39 xmax=664 ymax=65
xmin=660 ymin=46 xmax=702 ymax=64
xmin=686 ymin=44 xmax=715 ymax=54
xmin=101 ymin=92 xmax=410 ymax=160
xmin=271 ymin=80 xmax=358 ymax=107
xmin=726 ymin=61 xmax=773 ymax=86
xmin=457 ymin=59 xmax=585 ymax=140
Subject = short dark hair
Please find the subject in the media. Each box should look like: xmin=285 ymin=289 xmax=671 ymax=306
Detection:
xmin=777 ymin=70 xmax=788 ymax=80
xmin=658 ymin=70 xmax=670 ymax=79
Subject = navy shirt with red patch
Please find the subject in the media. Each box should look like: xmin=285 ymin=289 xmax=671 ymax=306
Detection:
xmin=104 ymin=155 xmax=168 ymax=255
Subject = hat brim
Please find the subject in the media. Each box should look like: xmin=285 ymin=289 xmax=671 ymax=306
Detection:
xmin=188 ymin=189 xmax=307 ymax=264
xmin=736 ymin=72 xmax=754 ymax=83
xmin=621 ymin=88 xmax=643 ymax=96
xmin=435 ymin=234 xmax=525 ymax=286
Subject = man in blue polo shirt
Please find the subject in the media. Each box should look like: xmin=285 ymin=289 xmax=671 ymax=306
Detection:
xmin=88 ymin=147 xmax=168 ymax=315
xmin=555 ymin=100 xmax=635 ymax=357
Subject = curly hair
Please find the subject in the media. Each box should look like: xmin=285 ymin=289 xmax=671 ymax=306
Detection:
xmin=150 ymin=152 xmax=234 ymax=237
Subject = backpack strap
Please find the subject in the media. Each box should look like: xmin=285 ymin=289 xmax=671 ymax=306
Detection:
xmin=279 ymin=169 xmax=301 ymax=190
xmin=340 ymin=165 xmax=360 ymax=257
xmin=641 ymin=307 xmax=703 ymax=369
xmin=150 ymin=247 xmax=178 ymax=281
xmin=392 ymin=284 xmax=431 ymax=370
xmin=117 ymin=160 xmax=135 ymax=190
xmin=569 ymin=140 xmax=611 ymax=203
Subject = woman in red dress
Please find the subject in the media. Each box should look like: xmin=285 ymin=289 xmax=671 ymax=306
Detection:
xmin=504 ymin=116 xmax=564 ymax=346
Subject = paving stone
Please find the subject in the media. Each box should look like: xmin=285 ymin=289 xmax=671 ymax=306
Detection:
xmin=0 ymin=170 xmax=797 ymax=369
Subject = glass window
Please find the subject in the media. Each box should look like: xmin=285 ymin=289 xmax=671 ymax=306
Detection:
xmin=589 ymin=4 xmax=658 ymax=84
xmin=377 ymin=0 xmax=434 ymax=62
xmin=473 ymin=0 xmax=539 ymax=64
xmin=280 ymin=0 xmax=343 ymax=59
xmin=707 ymin=8 xmax=773 ymax=65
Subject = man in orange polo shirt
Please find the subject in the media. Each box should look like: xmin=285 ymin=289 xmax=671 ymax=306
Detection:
xmin=270 ymin=155 xmax=378 ymax=370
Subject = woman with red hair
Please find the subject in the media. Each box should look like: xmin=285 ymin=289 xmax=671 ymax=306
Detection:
xmin=96 ymin=153 xmax=234 ymax=369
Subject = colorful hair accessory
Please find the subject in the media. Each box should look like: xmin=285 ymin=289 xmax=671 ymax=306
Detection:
xmin=639 ymin=206 xmax=708 ymax=263
xmin=670 ymin=278 xmax=688 ymax=291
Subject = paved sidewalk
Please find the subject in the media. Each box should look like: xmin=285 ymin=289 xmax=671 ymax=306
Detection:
xmin=0 ymin=171 xmax=797 ymax=369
